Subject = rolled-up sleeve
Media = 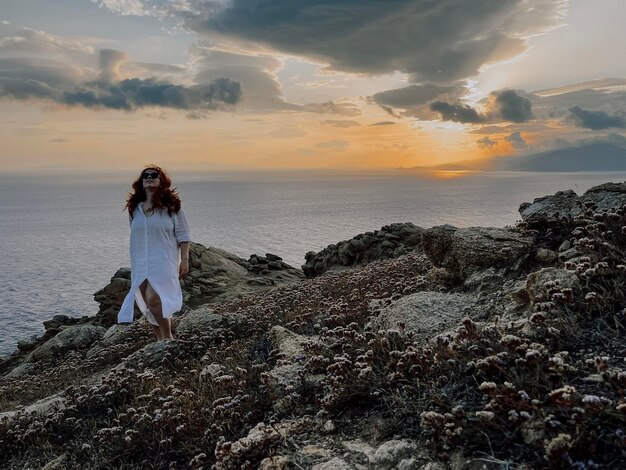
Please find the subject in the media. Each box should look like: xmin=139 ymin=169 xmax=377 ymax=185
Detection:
xmin=173 ymin=209 xmax=191 ymax=244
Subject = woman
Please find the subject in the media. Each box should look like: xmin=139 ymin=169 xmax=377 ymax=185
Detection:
xmin=117 ymin=165 xmax=191 ymax=341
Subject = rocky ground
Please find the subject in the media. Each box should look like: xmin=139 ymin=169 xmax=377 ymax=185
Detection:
xmin=1 ymin=182 xmax=626 ymax=469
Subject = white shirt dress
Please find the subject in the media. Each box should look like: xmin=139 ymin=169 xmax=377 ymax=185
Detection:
xmin=117 ymin=202 xmax=191 ymax=325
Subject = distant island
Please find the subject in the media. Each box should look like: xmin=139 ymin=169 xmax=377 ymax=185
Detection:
xmin=399 ymin=142 xmax=626 ymax=172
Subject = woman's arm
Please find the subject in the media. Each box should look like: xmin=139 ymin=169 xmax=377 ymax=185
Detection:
xmin=179 ymin=242 xmax=190 ymax=278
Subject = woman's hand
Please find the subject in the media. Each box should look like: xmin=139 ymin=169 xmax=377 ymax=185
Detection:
xmin=179 ymin=258 xmax=189 ymax=278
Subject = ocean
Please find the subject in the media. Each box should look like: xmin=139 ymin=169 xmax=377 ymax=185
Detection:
xmin=1 ymin=169 xmax=625 ymax=355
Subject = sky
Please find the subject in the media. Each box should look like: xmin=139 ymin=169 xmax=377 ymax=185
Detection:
xmin=0 ymin=0 xmax=625 ymax=173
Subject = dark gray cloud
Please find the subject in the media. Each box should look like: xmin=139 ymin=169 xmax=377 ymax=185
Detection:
xmin=0 ymin=74 xmax=241 ymax=112
xmin=477 ymin=136 xmax=497 ymax=148
xmin=370 ymin=121 xmax=396 ymax=126
xmin=0 ymin=46 xmax=242 ymax=114
xmin=373 ymin=84 xmax=460 ymax=108
xmin=0 ymin=76 xmax=57 ymax=100
xmin=430 ymin=89 xmax=533 ymax=124
xmin=429 ymin=101 xmax=486 ymax=124
xmin=182 ymin=0 xmax=566 ymax=83
xmin=568 ymin=106 xmax=625 ymax=130
xmin=505 ymin=131 xmax=528 ymax=149
xmin=492 ymin=89 xmax=533 ymax=123
xmin=371 ymin=83 xmax=466 ymax=118
xmin=379 ymin=104 xmax=404 ymax=119
xmin=64 ymin=77 xmax=241 ymax=110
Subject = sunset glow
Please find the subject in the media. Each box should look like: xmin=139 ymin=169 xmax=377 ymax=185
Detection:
xmin=0 ymin=0 xmax=624 ymax=174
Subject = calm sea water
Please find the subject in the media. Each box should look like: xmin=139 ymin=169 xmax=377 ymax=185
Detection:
xmin=1 ymin=169 xmax=625 ymax=355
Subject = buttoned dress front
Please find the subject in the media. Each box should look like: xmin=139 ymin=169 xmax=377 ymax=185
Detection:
xmin=117 ymin=202 xmax=191 ymax=325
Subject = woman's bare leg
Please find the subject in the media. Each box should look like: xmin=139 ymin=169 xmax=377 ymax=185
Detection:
xmin=140 ymin=280 xmax=164 ymax=340
xmin=144 ymin=281 xmax=173 ymax=340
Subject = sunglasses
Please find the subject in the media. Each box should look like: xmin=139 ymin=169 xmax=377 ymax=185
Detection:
xmin=142 ymin=171 xmax=160 ymax=180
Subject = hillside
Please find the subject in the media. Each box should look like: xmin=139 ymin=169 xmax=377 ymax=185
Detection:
xmin=2 ymin=183 xmax=626 ymax=469
xmin=399 ymin=143 xmax=626 ymax=173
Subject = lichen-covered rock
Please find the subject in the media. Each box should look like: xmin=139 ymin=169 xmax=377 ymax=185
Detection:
xmin=29 ymin=324 xmax=106 ymax=361
xmin=266 ymin=326 xmax=320 ymax=411
xmin=519 ymin=182 xmax=626 ymax=226
xmin=0 ymin=392 xmax=65 ymax=423
xmin=525 ymin=268 xmax=580 ymax=302
xmin=370 ymin=439 xmax=418 ymax=469
xmin=535 ymin=248 xmax=557 ymax=264
xmin=302 ymin=222 xmax=424 ymax=278
xmin=422 ymin=226 xmax=533 ymax=279
xmin=175 ymin=307 xmax=250 ymax=337
xmin=118 ymin=339 xmax=175 ymax=369
xmin=367 ymin=291 xmax=478 ymax=340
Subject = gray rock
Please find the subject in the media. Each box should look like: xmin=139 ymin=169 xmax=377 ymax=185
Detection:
xmin=41 ymin=453 xmax=68 ymax=470
xmin=398 ymin=458 xmax=420 ymax=470
xmin=558 ymin=247 xmax=581 ymax=261
xmin=371 ymin=439 xmax=418 ymax=470
xmin=176 ymin=307 xmax=250 ymax=337
xmin=520 ymin=182 xmax=626 ymax=226
xmin=119 ymin=340 xmax=174 ymax=369
xmin=269 ymin=325 xmax=316 ymax=360
xmin=259 ymin=456 xmax=291 ymax=470
xmin=29 ymin=324 xmax=106 ymax=361
xmin=422 ymin=226 xmax=533 ymax=279
xmin=463 ymin=268 xmax=504 ymax=293
xmin=535 ymin=248 xmax=557 ymax=263
xmin=266 ymin=327 xmax=320 ymax=410
xmin=4 ymin=361 xmax=37 ymax=379
xmin=312 ymin=457 xmax=353 ymax=470
xmin=367 ymin=291 xmax=478 ymax=340
xmin=265 ymin=253 xmax=283 ymax=261
xmin=302 ymin=222 xmax=425 ymax=278
xmin=559 ymin=240 xmax=571 ymax=252
xmin=519 ymin=189 xmax=581 ymax=225
xmin=509 ymin=280 xmax=530 ymax=305
xmin=525 ymin=268 xmax=580 ymax=302
xmin=0 ymin=392 xmax=65 ymax=423
xmin=200 ymin=363 xmax=225 ymax=381
xmin=342 ymin=439 xmax=376 ymax=461
xmin=17 ymin=335 xmax=39 ymax=352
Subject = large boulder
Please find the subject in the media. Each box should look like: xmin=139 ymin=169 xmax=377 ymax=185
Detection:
xmin=519 ymin=182 xmax=626 ymax=226
xmin=367 ymin=291 xmax=478 ymax=341
xmin=422 ymin=226 xmax=533 ymax=279
xmin=175 ymin=307 xmax=251 ymax=337
xmin=29 ymin=324 xmax=106 ymax=361
xmin=302 ymin=222 xmax=424 ymax=278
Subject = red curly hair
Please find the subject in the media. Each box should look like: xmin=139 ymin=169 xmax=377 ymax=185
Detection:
xmin=125 ymin=164 xmax=182 ymax=218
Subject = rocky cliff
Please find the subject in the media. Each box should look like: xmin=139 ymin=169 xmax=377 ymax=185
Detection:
xmin=2 ymin=182 xmax=626 ymax=469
